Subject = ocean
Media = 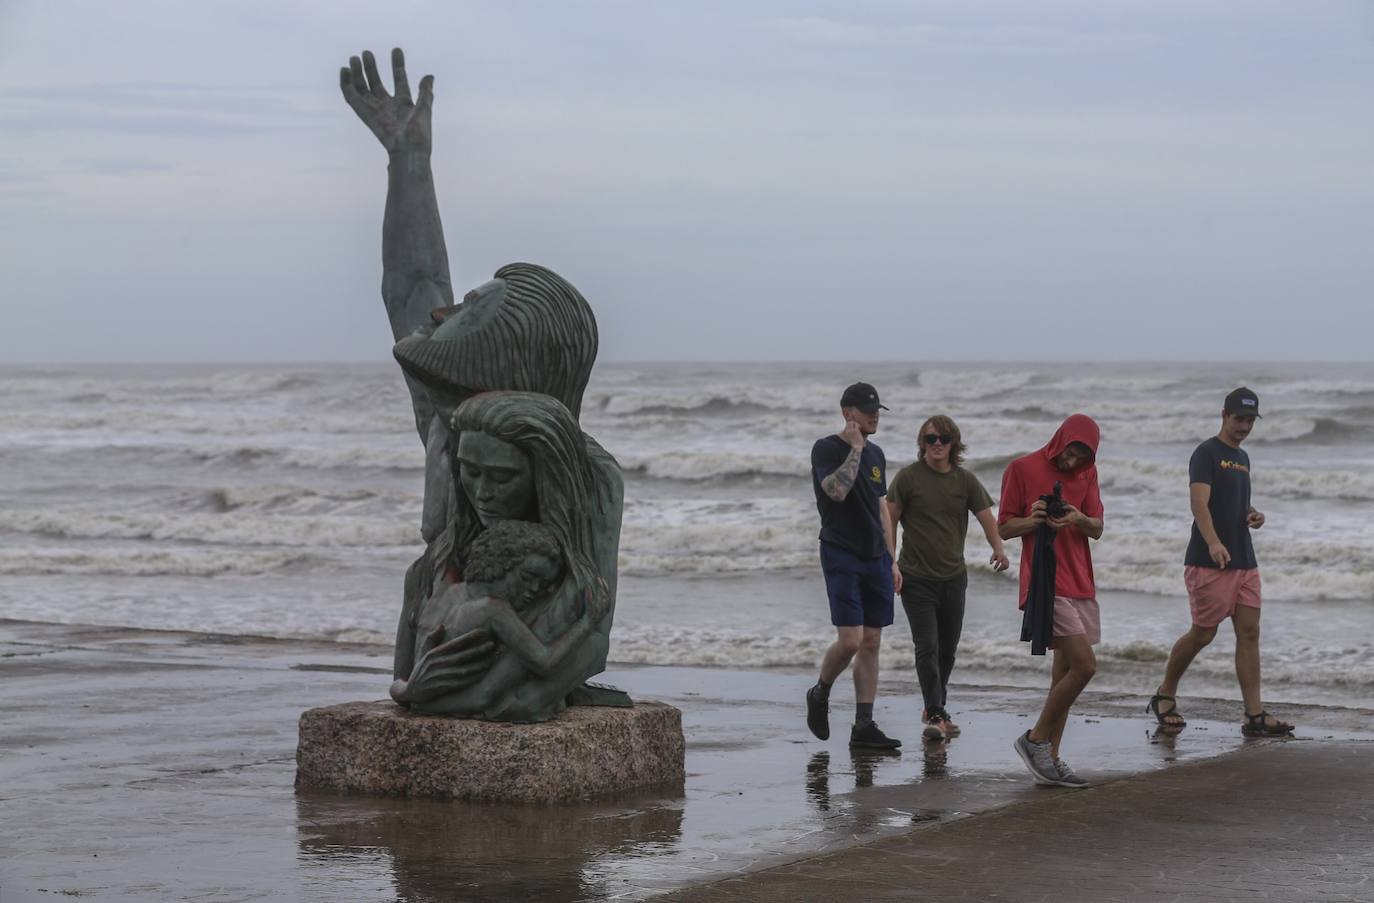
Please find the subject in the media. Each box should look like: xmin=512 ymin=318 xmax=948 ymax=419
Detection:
xmin=3 ymin=361 xmax=1372 ymax=709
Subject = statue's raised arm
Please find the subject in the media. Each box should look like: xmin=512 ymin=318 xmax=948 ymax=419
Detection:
xmin=341 ymin=48 xmax=454 ymax=443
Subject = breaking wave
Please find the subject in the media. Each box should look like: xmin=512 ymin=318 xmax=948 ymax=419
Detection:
xmin=607 ymin=396 xmax=782 ymax=418
xmin=1263 ymin=417 xmax=1372 ymax=446
xmin=3 ymin=441 xmax=425 ymax=474
xmin=620 ymin=451 xmax=809 ymax=484
xmin=604 ymin=627 xmax=1374 ymax=698
xmin=0 ymin=547 xmax=312 ymax=577
xmin=0 ymin=508 xmax=422 ymax=549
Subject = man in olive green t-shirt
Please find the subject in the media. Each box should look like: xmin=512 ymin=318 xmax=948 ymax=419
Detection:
xmin=887 ymin=415 xmax=1009 ymax=741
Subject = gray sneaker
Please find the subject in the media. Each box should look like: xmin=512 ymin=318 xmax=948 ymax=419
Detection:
xmin=1013 ymin=731 xmax=1059 ymax=785
xmin=1053 ymin=757 xmax=1090 ymax=788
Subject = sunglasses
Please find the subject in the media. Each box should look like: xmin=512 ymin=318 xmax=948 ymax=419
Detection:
xmin=922 ymin=433 xmax=953 ymax=446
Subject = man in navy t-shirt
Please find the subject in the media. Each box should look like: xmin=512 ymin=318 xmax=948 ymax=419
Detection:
xmin=1149 ymin=387 xmax=1294 ymax=737
xmin=805 ymin=382 xmax=902 ymax=749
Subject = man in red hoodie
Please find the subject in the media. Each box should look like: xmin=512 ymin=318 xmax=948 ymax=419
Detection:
xmin=998 ymin=414 xmax=1104 ymax=788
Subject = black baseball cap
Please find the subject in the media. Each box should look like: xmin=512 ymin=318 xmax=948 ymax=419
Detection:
xmin=840 ymin=382 xmax=889 ymax=413
xmin=1223 ymin=387 xmax=1261 ymax=418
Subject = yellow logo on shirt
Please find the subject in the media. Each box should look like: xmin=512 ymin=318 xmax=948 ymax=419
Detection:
xmin=870 ymin=466 xmax=882 ymax=482
xmin=1219 ymin=459 xmax=1250 ymax=473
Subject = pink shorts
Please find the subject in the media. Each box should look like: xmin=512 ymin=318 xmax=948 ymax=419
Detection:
xmin=1185 ymin=566 xmax=1261 ymax=628
xmin=1051 ymin=596 xmax=1100 ymax=646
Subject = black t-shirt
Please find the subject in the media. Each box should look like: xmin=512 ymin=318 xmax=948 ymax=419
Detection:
xmin=811 ymin=435 xmax=888 ymax=559
xmin=1184 ymin=436 xmax=1257 ymax=569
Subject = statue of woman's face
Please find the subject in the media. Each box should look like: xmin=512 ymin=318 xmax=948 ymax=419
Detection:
xmin=433 ymin=278 xmax=507 ymax=341
xmin=455 ymin=430 xmax=536 ymax=525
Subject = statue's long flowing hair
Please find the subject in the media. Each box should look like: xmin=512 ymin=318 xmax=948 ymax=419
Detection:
xmin=392 ymin=262 xmax=598 ymax=417
xmin=436 ymin=391 xmax=606 ymax=601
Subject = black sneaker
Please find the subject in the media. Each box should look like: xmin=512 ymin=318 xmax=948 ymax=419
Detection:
xmin=806 ymin=685 xmax=830 ymax=740
xmin=849 ymin=720 xmax=901 ymax=749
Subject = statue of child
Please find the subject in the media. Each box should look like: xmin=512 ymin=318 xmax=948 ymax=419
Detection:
xmin=393 ymin=520 xmax=579 ymax=707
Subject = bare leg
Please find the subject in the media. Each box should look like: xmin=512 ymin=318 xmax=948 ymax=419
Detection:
xmin=1233 ymin=606 xmax=1262 ymax=716
xmin=1158 ymin=623 xmax=1218 ymax=697
xmin=851 ymin=627 xmax=883 ymax=705
xmin=820 ymin=626 xmax=864 ymax=685
xmin=1045 ymin=649 xmax=1071 ymax=756
xmin=1029 ymin=635 xmax=1096 ymax=758
xmin=1232 ymin=606 xmax=1292 ymax=731
xmin=1153 ymin=623 xmax=1217 ymax=726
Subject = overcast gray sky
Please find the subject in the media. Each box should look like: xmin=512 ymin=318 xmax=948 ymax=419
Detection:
xmin=2 ymin=0 xmax=1372 ymax=363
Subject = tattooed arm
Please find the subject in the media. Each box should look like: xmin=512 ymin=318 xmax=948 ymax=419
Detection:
xmin=819 ymin=421 xmax=867 ymax=502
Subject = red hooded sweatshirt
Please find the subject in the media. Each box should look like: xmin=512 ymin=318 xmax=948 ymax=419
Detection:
xmin=998 ymin=414 xmax=1103 ymax=606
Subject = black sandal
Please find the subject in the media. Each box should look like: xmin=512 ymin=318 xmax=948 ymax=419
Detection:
xmin=1146 ymin=693 xmax=1186 ymax=728
xmin=1242 ymin=711 xmax=1294 ymax=737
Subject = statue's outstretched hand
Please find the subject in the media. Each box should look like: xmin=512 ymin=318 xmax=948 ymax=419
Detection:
xmin=340 ymin=48 xmax=433 ymax=155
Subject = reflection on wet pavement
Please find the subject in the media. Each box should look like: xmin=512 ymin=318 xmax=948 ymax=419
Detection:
xmin=296 ymin=792 xmax=685 ymax=903
xmin=280 ymin=666 xmax=1264 ymax=900
xmin=804 ymin=750 xmax=831 ymax=810
xmin=920 ymin=739 xmax=949 ymax=778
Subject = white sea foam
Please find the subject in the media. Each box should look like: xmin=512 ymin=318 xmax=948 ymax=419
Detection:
xmin=2 ymin=439 xmax=425 ymax=473
xmin=1099 ymin=458 xmax=1374 ymax=503
xmin=618 ymin=497 xmax=817 ymax=574
xmin=0 ymin=547 xmax=311 ymax=577
xmin=605 ymin=625 xmax=1374 ymax=698
xmin=1050 ymin=531 xmax=1374 ymax=602
xmin=4 ymin=360 xmax=1374 ymax=708
xmin=599 ymin=390 xmax=803 ymax=417
xmin=0 ymin=408 xmax=417 ymax=437
xmin=612 ymin=484 xmax=1374 ymax=600
xmin=613 ymin=444 xmax=1374 ymax=504
xmin=905 ymin=369 xmax=1040 ymax=400
xmin=193 ymin=485 xmax=419 ymax=515
xmin=619 ymin=450 xmax=810 ymax=482
xmin=0 ymin=509 xmax=422 ymax=549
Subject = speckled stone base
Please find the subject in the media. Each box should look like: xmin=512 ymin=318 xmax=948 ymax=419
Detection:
xmin=295 ymin=700 xmax=685 ymax=803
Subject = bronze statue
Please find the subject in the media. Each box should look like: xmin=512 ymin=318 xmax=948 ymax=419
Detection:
xmin=341 ymin=49 xmax=624 ymax=722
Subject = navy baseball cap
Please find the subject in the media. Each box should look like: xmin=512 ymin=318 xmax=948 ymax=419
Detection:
xmin=1223 ymin=387 xmax=1261 ymax=418
xmin=840 ymin=382 xmax=888 ymax=413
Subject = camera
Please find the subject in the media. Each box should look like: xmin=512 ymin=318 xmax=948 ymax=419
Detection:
xmin=1039 ymin=481 xmax=1066 ymax=519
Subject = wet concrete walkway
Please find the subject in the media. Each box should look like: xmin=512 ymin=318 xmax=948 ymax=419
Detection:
xmin=661 ymin=740 xmax=1374 ymax=902
xmin=1 ymin=619 xmax=1369 ymax=902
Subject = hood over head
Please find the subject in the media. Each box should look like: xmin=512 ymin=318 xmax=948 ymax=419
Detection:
xmin=1040 ymin=413 xmax=1100 ymax=475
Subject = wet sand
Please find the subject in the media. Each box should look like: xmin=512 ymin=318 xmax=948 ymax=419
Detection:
xmin=1 ymin=619 xmax=1370 ymax=902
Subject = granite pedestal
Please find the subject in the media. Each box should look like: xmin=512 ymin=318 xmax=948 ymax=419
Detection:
xmin=296 ymin=700 xmax=685 ymax=803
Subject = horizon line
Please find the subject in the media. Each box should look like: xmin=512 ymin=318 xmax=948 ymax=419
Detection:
xmin=3 ymin=357 xmax=1373 ymax=367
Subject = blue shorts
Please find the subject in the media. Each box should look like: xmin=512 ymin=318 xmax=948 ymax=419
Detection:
xmin=820 ymin=542 xmax=894 ymax=628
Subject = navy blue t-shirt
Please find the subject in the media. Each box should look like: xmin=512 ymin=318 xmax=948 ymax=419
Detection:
xmin=1184 ymin=436 xmax=1257 ymax=569
xmin=811 ymin=435 xmax=888 ymax=559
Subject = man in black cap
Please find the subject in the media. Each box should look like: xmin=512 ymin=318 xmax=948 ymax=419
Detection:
xmin=805 ymin=382 xmax=902 ymax=749
xmin=1148 ymin=388 xmax=1294 ymax=737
